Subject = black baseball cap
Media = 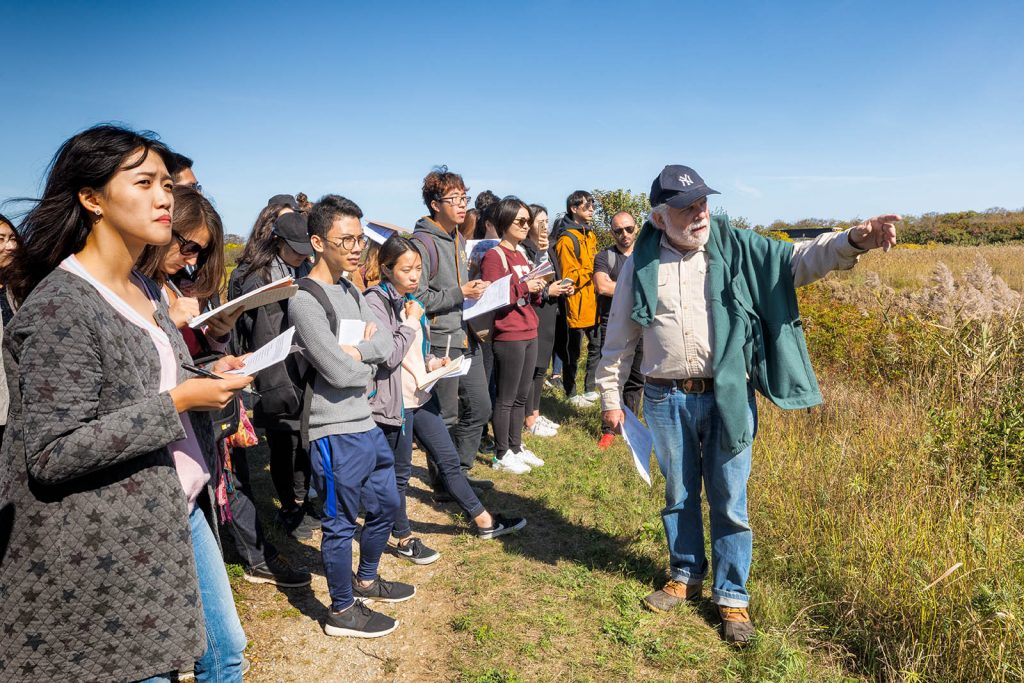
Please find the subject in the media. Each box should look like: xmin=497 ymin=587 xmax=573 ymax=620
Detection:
xmin=267 ymin=194 xmax=300 ymax=211
xmin=650 ymin=165 xmax=719 ymax=209
xmin=272 ymin=212 xmax=313 ymax=256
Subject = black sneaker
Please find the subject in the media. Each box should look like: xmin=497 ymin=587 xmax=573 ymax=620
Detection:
xmin=387 ymin=537 xmax=441 ymax=566
xmin=351 ymin=576 xmax=416 ymax=603
xmin=276 ymin=507 xmax=313 ymax=540
xmin=466 ymin=477 xmax=494 ymax=490
xmin=476 ymin=514 xmax=527 ymax=540
xmin=244 ymin=555 xmax=312 ymax=587
xmin=324 ymin=602 xmax=398 ymax=638
xmin=477 ymin=438 xmax=496 ymax=455
xmin=432 ymin=486 xmax=484 ymax=503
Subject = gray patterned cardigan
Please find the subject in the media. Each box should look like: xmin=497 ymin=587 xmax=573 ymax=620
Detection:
xmin=0 ymin=267 xmax=219 ymax=682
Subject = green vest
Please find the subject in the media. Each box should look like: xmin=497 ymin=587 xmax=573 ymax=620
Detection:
xmin=630 ymin=215 xmax=823 ymax=454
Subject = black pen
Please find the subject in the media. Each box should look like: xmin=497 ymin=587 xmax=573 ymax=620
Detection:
xmin=181 ymin=363 xmax=224 ymax=380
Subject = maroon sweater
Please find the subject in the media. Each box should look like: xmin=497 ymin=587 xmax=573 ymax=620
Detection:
xmin=480 ymin=244 xmax=539 ymax=342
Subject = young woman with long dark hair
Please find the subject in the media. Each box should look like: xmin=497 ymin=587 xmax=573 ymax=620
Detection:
xmin=0 ymin=125 xmax=253 ymax=682
xmin=137 ymin=187 xmax=311 ymax=589
xmin=365 ymin=235 xmax=527 ymax=546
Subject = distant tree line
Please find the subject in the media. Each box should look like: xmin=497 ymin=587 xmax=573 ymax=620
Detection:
xmin=760 ymin=208 xmax=1024 ymax=245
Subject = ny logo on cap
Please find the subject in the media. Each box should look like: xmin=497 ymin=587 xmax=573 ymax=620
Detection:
xmin=678 ymin=174 xmax=694 ymax=186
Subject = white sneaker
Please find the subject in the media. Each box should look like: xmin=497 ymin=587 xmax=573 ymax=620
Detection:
xmin=527 ymin=421 xmax=557 ymax=437
xmin=491 ymin=451 xmax=531 ymax=474
xmin=516 ymin=448 xmax=545 ymax=468
xmin=582 ymin=391 xmax=600 ymax=402
xmin=538 ymin=415 xmax=560 ymax=429
xmin=568 ymin=394 xmax=595 ymax=408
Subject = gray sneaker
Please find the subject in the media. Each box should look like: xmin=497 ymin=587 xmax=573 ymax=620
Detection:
xmin=351 ymin=576 xmax=416 ymax=603
xmin=476 ymin=514 xmax=527 ymax=540
xmin=324 ymin=602 xmax=398 ymax=638
xmin=387 ymin=537 xmax=441 ymax=565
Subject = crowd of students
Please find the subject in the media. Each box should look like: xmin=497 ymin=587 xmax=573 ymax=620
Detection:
xmin=0 ymin=125 xmax=640 ymax=681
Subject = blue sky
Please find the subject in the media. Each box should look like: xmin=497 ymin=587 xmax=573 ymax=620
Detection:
xmin=2 ymin=1 xmax=1022 ymax=234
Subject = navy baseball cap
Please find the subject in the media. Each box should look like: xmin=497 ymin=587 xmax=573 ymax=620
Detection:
xmin=267 ymin=194 xmax=300 ymax=211
xmin=272 ymin=212 xmax=313 ymax=256
xmin=650 ymin=165 xmax=720 ymax=209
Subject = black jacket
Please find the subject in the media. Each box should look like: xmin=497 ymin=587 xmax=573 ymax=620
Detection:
xmin=229 ymin=258 xmax=310 ymax=431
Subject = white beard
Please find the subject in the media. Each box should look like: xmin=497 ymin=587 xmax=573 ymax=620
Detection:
xmin=662 ymin=215 xmax=710 ymax=251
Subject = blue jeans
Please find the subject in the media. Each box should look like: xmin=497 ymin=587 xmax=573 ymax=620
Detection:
xmin=310 ymin=429 xmax=399 ymax=612
xmin=643 ymin=384 xmax=757 ymax=607
xmin=190 ymin=506 xmax=248 ymax=682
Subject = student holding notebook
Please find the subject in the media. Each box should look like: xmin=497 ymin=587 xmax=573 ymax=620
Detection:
xmin=365 ymin=236 xmax=527 ymax=563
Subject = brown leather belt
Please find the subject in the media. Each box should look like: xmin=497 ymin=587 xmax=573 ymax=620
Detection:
xmin=646 ymin=377 xmax=714 ymax=393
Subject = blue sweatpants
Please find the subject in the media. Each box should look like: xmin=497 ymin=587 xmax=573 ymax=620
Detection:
xmin=310 ymin=428 xmax=399 ymax=612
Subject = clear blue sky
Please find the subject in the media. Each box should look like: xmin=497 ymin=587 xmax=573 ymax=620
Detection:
xmin=2 ymin=1 xmax=1022 ymax=234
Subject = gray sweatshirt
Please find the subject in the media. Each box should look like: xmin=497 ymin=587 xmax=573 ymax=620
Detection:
xmin=289 ymin=279 xmax=393 ymax=441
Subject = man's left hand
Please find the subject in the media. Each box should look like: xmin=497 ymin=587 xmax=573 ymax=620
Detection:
xmin=848 ymin=214 xmax=902 ymax=252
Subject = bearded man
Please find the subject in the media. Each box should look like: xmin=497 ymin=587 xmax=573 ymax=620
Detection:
xmin=596 ymin=164 xmax=899 ymax=643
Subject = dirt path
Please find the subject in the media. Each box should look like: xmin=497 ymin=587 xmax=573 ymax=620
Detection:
xmin=232 ymin=447 xmax=471 ymax=682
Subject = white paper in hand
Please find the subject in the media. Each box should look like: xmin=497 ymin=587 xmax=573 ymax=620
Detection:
xmin=336 ymin=319 xmax=367 ymax=346
xmin=462 ymin=274 xmax=511 ymax=320
xmin=226 ymin=327 xmax=296 ymax=376
xmin=620 ymin=407 xmax=654 ymax=486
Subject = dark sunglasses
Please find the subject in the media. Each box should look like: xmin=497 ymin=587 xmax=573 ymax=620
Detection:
xmin=611 ymin=226 xmax=636 ymax=235
xmin=173 ymin=232 xmax=207 ymax=257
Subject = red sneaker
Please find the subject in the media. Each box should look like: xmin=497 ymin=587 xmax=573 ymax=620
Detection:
xmin=597 ymin=433 xmax=615 ymax=450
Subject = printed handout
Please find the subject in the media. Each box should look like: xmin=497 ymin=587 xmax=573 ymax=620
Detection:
xmin=225 ymin=327 xmax=296 ymax=376
xmin=336 ymin=319 xmax=367 ymax=346
xmin=621 ymin=407 xmax=654 ymax=486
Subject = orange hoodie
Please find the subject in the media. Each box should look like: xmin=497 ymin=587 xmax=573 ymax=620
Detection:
xmin=555 ymin=225 xmax=599 ymax=329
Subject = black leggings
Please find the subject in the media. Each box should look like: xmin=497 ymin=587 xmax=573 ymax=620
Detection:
xmin=492 ymin=338 xmax=538 ymax=455
xmin=266 ymin=429 xmax=310 ymax=512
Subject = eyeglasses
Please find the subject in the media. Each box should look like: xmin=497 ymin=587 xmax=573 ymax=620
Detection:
xmin=437 ymin=195 xmax=471 ymax=207
xmin=173 ymin=232 xmax=207 ymax=257
xmin=510 ymin=217 xmax=530 ymax=229
xmin=326 ymin=234 xmax=369 ymax=251
xmin=611 ymin=226 xmax=636 ymax=235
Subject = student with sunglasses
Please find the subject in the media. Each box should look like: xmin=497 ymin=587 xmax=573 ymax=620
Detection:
xmin=136 ymin=187 xmax=312 ymax=590
xmin=480 ymin=197 xmax=570 ymax=474
xmin=592 ymin=211 xmax=645 ymax=449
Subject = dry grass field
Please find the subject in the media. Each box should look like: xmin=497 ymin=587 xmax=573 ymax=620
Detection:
xmin=229 ymin=243 xmax=1024 ymax=682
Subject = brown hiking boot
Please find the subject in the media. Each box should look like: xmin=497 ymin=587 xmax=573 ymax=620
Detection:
xmin=719 ymin=606 xmax=755 ymax=645
xmin=642 ymin=580 xmax=701 ymax=613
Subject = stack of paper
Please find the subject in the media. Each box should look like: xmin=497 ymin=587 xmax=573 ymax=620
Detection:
xmin=417 ymin=355 xmax=465 ymax=392
xmin=189 ymin=276 xmax=297 ymax=329
xmin=523 ymin=260 xmax=554 ymax=281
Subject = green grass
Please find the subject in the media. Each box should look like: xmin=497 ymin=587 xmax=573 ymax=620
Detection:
xmin=422 ymin=383 xmax=864 ymax=682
